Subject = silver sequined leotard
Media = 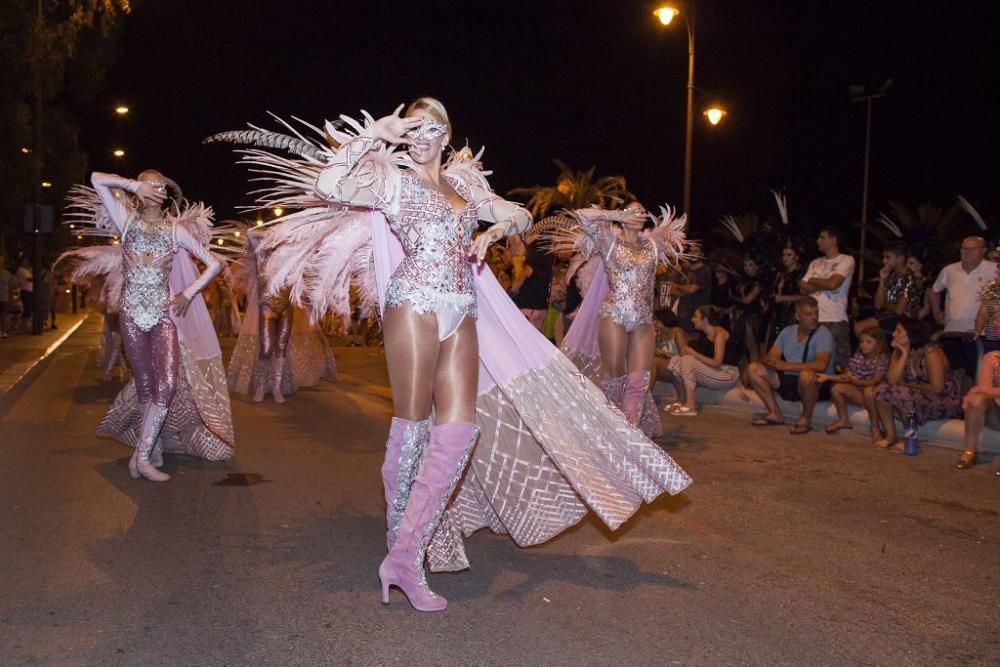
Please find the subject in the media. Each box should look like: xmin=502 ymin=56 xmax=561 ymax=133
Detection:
xmin=384 ymin=173 xmax=478 ymax=320
xmin=579 ymin=220 xmax=658 ymax=332
xmin=121 ymin=217 xmax=176 ymax=331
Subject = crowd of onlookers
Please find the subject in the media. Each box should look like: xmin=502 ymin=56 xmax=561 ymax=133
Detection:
xmin=485 ymin=227 xmax=1000 ymax=473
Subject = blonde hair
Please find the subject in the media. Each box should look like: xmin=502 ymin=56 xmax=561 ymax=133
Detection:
xmin=406 ymin=96 xmax=451 ymax=141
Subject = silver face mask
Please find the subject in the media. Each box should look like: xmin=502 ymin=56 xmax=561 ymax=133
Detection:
xmin=405 ymin=119 xmax=448 ymax=142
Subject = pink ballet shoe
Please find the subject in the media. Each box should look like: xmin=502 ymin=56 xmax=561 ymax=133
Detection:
xmin=379 ymin=421 xmax=479 ymax=612
xmin=382 ymin=417 xmax=430 ymax=549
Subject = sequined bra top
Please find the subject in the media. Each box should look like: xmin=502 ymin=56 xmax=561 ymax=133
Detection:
xmin=598 ymin=232 xmax=658 ymax=330
xmin=121 ymin=217 xmax=176 ymax=331
xmin=383 ymin=173 xmax=478 ymax=318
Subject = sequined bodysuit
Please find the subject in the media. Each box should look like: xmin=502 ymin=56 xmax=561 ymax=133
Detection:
xmin=121 ymin=217 xmax=176 ymax=331
xmin=581 ymin=223 xmax=658 ymax=332
xmin=384 ymin=173 xmax=478 ymax=320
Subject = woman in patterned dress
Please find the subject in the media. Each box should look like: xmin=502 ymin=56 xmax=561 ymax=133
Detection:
xmin=871 ymin=318 xmax=960 ymax=449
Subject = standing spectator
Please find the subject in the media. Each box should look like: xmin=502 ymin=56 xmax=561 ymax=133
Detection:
xmin=0 ymin=255 xmax=11 ymax=338
xmin=710 ymin=264 xmax=735 ymax=311
xmin=36 ymin=265 xmax=55 ymax=330
xmin=903 ymin=246 xmax=932 ymax=321
xmin=668 ymin=247 xmax=712 ymax=336
xmin=801 ymin=227 xmax=854 ymax=371
xmin=733 ymin=253 xmax=767 ymax=362
xmin=854 ymin=242 xmax=910 ymax=337
xmin=818 ymin=327 xmax=889 ymax=437
xmin=15 ymin=256 xmax=33 ymax=333
xmin=930 ymin=235 xmax=997 ymax=376
xmin=747 ymin=296 xmax=834 ymax=434
xmin=871 ymin=318 xmax=961 ymax=449
xmin=957 ymin=350 xmax=1000 ymax=474
xmin=769 ymin=243 xmax=805 ymax=347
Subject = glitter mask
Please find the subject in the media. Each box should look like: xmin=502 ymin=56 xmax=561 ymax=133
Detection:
xmin=405 ymin=119 xmax=448 ymax=142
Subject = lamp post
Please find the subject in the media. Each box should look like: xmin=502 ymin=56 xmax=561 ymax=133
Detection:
xmin=849 ymin=78 xmax=893 ymax=286
xmin=654 ymin=4 xmax=696 ymax=225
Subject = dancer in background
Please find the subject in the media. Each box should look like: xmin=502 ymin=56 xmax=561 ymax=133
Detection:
xmin=546 ymin=203 xmax=689 ymax=436
xmin=65 ymin=170 xmax=235 ymax=481
xmin=227 ymin=226 xmax=337 ymax=402
xmin=208 ymin=98 xmax=690 ymax=613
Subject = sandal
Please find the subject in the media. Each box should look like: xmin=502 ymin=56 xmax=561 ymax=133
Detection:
xmin=670 ymin=405 xmax=698 ymax=417
xmin=751 ymin=415 xmax=784 ymax=427
xmin=824 ymin=422 xmax=853 ymax=434
xmin=955 ymin=450 xmax=978 ymax=470
xmin=874 ymin=438 xmax=895 ymax=450
xmin=790 ymin=422 xmax=812 ymax=435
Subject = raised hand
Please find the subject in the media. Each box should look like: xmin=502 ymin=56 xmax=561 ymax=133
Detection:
xmin=135 ymin=182 xmax=167 ymax=209
xmin=371 ymin=104 xmax=422 ymax=144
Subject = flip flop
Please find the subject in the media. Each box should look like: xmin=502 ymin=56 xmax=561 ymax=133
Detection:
xmin=824 ymin=423 xmax=853 ymax=434
xmin=751 ymin=416 xmax=784 ymax=426
xmin=790 ymin=423 xmax=812 ymax=435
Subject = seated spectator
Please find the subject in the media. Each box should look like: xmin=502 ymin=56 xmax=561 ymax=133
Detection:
xmin=854 ymin=243 xmax=910 ymax=337
xmin=974 ymin=262 xmax=1000 ymax=354
xmin=957 ymin=350 xmax=1000 ymax=474
xmin=819 ymin=327 xmax=889 ymax=436
xmin=661 ymin=305 xmax=740 ymax=416
xmin=747 ymin=296 xmax=834 ymax=434
xmin=871 ymin=318 xmax=961 ymax=449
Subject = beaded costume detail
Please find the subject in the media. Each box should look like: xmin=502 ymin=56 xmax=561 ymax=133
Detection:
xmin=121 ymin=218 xmax=176 ymax=331
xmin=598 ymin=235 xmax=658 ymax=331
xmin=384 ymin=174 xmax=478 ymax=319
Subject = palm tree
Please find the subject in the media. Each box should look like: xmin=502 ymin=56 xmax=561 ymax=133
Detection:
xmin=508 ymin=160 xmax=635 ymax=218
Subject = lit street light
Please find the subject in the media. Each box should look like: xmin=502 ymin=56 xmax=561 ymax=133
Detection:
xmin=115 ymin=105 xmax=129 ymax=115
xmin=113 ymin=149 xmax=125 ymax=158
xmin=21 ymin=147 xmax=31 ymax=154
xmin=654 ymin=6 xmax=679 ymax=25
xmin=703 ymin=107 xmax=727 ymax=125
xmin=272 ymin=207 xmax=284 ymax=217
xmin=41 ymin=181 xmax=52 ymax=188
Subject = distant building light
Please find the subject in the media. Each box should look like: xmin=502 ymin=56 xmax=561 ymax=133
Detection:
xmin=21 ymin=147 xmax=31 ymax=154
xmin=41 ymin=181 xmax=53 ymax=188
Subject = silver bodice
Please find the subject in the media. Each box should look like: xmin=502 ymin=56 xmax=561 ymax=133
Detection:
xmin=599 ymin=235 xmax=658 ymax=331
xmin=384 ymin=173 xmax=478 ymax=318
xmin=121 ymin=218 xmax=176 ymax=331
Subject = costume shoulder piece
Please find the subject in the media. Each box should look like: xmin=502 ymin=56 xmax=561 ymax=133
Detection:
xmin=641 ymin=205 xmax=690 ymax=267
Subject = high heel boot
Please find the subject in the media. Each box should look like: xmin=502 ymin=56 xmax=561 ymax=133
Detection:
xmin=271 ymin=355 xmax=287 ymax=404
xmin=379 ymin=421 xmax=479 ymax=612
xmin=381 ymin=417 xmax=430 ymax=549
xmin=133 ymin=403 xmax=170 ymax=482
xmin=621 ymin=370 xmax=652 ymax=427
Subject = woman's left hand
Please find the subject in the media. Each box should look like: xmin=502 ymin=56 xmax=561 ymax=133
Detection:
xmin=171 ymin=293 xmax=192 ymax=317
xmin=680 ymin=345 xmax=695 ymax=356
xmin=471 ymin=226 xmax=505 ymax=262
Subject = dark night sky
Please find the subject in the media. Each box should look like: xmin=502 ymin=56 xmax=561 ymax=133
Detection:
xmin=82 ymin=0 xmax=1000 ymax=242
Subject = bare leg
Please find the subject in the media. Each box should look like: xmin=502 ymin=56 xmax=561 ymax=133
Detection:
xmin=794 ymin=370 xmax=819 ymax=431
xmin=255 ymin=307 xmax=279 ymax=402
xmin=597 ymin=317 xmax=628 ymax=378
xmin=827 ymin=383 xmax=862 ymax=432
xmin=862 ymin=386 xmax=881 ymax=443
xmin=959 ymin=394 xmax=991 ymax=466
xmin=747 ymin=361 xmax=782 ymax=421
xmin=874 ymin=399 xmax=898 ymax=448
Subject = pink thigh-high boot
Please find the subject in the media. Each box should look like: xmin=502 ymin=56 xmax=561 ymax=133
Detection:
xmin=381 ymin=416 xmax=431 ymax=549
xmin=621 ymin=370 xmax=652 ymax=426
xmin=602 ymin=374 xmax=627 ymax=411
xmin=379 ymin=421 xmax=479 ymax=612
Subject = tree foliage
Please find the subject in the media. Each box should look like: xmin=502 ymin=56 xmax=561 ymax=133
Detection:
xmin=509 ymin=159 xmax=636 ymax=218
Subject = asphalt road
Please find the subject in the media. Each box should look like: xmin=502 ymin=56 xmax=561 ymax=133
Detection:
xmin=1 ymin=318 xmax=998 ymax=666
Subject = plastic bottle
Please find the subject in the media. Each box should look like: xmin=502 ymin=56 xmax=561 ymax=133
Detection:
xmin=903 ymin=410 xmax=919 ymax=456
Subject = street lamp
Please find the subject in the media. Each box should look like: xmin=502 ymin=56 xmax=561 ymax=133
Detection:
xmin=703 ymin=106 xmax=727 ymax=126
xmin=849 ymin=78 xmax=893 ymax=286
xmin=653 ymin=3 xmax=696 ymax=224
xmin=272 ymin=207 xmax=284 ymax=217
xmin=115 ymin=105 xmax=129 ymax=115
xmin=41 ymin=181 xmax=52 ymax=188
xmin=113 ymin=149 xmax=125 ymax=157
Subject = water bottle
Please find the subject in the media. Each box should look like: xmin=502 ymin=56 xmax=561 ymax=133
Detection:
xmin=903 ymin=411 xmax=919 ymax=456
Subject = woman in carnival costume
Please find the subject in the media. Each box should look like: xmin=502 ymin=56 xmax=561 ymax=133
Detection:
xmin=64 ymin=171 xmax=235 ymax=481
xmin=226 ymin=226 xmax=337 ymax=403
xmin=543 ymin=203 xmax=689 ymax=436
xmin=207 ymin=98 xmax=691 ymax=612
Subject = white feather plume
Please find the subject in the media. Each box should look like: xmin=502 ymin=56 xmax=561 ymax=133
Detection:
xmin=770 ymin=188 xmax=789 ymax=225
xmin=958 ymin=195 xmax=988 ymax=231
xmin=877 ymin=212 xmax=903 ymax=238
xmin=719 ymin=214 xmax=744 ymax=243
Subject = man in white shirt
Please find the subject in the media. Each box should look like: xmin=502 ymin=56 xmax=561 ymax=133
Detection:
xmin=930 ymin=235 xmax=997 ymax=375
xmin=800 ymin=227 xmax=854 ymax=370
